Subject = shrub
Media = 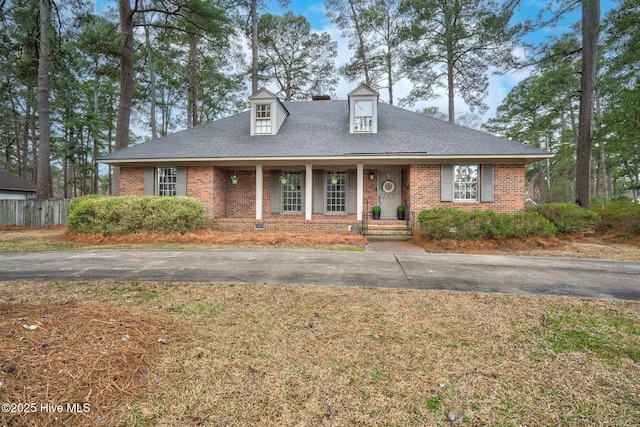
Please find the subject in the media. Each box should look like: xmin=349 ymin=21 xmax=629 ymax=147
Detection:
xmin=527 ymin=203 xmax=600 ymax=234
xmin=67 ymin=195 xmax=106 ymax=234
xmin=417 ymin=208 xmax=556 ymax=240
xmin=418 ymin=207 xmax=469 ymax=239
xmin=467 ymin=210 xmax=511 ymax=239
xmin=508 ymin=212 xmax=557 ymax=238
xmin=68 ymin=196 xmax=204 ymax=235
xmin=592 ymin=201 xmax=640 ymax=237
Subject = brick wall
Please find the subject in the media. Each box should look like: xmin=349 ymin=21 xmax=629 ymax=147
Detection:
xmin=227 ymin=170 xmax=256 ymax=218
xmin=492 ymin=165 xmax=526 ymax=213
xmin=119 ymin=168 xmax=144 ymax=196
xmin=362 ymin=169 xmax=378 ymax=219
xmin=408 ymin=164 xmax=525 ymax=215
xmin=187 ymin=166 xmax=215 ymax=218
xmin=215 ymin=216 xmax=360 ymax=233
xmin=118 ymin=163 xmax=526 ymax=229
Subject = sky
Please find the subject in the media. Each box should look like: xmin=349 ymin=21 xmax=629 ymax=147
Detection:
xmin=94 ymin=0 xmax=616 ymax=126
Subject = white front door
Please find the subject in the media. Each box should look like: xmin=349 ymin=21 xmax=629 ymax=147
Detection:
xmin=378 ymin=169 xmax=401 ymax=219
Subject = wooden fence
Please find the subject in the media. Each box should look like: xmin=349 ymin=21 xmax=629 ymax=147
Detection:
xmin=0 ymin=199 xmax=71 ymax=226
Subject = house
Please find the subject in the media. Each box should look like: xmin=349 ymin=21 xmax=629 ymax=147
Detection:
xmin=0 ymin=170 xmax=37 ymax=200
xmin=98 ymin=85 xmax=552 ymax=233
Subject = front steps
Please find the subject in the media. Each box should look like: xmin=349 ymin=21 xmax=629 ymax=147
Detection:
xmin=363 ymin=220 xmax=413 ymax=241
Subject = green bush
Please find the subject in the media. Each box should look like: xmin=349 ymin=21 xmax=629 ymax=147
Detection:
xmin=417 ymin=207 xmax=469 ymax=239
xmin=526 ymin=203 xmax=600 ymax=234
xmin=508 ymin=212 xmax=557 ymax=238
xmin=467 ymin=210 xmax=511 ymax=239
xmin=68 ymin=195 xmax=204 ymax=235
xmin=592 ymin=201 xmax=640 ymax=236
xmin=417 ymin=208 xmax=557 ymax=240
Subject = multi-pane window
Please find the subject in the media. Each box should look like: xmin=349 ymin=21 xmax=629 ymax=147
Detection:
xmin=282 ymin=172 xmax=302 ymax=212
xmin=255 ymin=104 xmax=272 ymax=134
xmin=157 ymin=167 xmax=177 ymax=196
xmin=354 ymin=100 xmax=372 ymax=132
xmin=326 ymin=171 xmax=346 ymax=213
xmin=454 ymin=165 xmax=478 ymax=201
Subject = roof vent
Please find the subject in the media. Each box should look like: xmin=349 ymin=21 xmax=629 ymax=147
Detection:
xmin=312 ymin=94 xmax=331 ymax=101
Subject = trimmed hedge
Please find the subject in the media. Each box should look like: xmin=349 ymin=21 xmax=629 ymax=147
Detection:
xmin=526 ymin=203 xmax=600 ymax=234
xmin=68 ymin=195 xmax=204 ymax=235
xmin=417 ymin=207 xmax=556 ymax=240
xmin=592 ymin=201 xmax=640 ymax=237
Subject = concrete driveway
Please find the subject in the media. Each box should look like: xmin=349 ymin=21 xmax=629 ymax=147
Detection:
xmin=1 ymin=249 xmax=639 ymax=301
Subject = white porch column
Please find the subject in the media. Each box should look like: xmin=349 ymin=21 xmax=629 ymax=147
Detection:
xmin=357 ymin=163 xmax=364 ymax=221
xmin=256 ymin=164 xmax=263 ymax=220
xmin=305 ymin=164 xmax=313 ymax=221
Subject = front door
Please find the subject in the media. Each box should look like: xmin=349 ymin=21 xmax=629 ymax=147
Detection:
xmin=378 ymin=169 xmax=401 ymax=219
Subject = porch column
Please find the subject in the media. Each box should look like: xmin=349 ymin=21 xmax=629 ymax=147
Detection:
xmin=357 ymin=163 xmax=364 ymax=221
xmin=305 ymin=164 xmax=313 ymax=221
xmin=256 ymin=164 xmax=263 ymax=220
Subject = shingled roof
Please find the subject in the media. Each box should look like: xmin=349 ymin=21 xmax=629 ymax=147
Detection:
xmin=0 ymin=170 xmax=37 ymax=192
xmin=99 ymin=100 xmax=551 ymax=165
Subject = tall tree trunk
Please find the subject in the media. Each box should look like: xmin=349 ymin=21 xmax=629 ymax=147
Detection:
xmin=594 ymin=87 xmax=607 ymax=199
xmin=30 ymin=103 xmax=38 ymax=184
xmin=142 ymin=9 xmax=158 ymax=139
xmin=251 ymin=0 xmax=258 ymax=93
xmin=92 ymin=59 xmax=100 ymax=194
xmin=576 ymin=0 xmax=599 ymax=209
xmin=63 ymin=124 xmax=69 ymax=199
xmin=114 ymin=0 xmax=135 ymax=195
xmin=386 ymin=44 xmax=393 ymax=105
xmin=187 ymin=34 xmax=198 ymax=128
xmin=447 ymin=60 xmax=455 ymax=124
xmin=7 ymin=85 xmax=23 ymax=175
xmin=36 ymin=0 xmax=52 ymax=200
xmin=348 ymin=0 xmax=370 ymax=86
xmin=23 ymin=87 xmax=34 ymax=180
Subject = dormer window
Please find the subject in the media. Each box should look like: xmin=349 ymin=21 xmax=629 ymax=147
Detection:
xmin=249 ymin=88 xmax=289 ymax=136
xmin=348 ymin=84 xmax=379 ymax=134
xmin=354 ymin=100 xmax=373 ymax=132
xmin=255 ymin=104 xmax=272 ymax=134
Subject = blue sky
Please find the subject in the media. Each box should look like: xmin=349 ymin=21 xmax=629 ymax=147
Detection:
xmin=94 ymin=0 xmax=616 ymax=124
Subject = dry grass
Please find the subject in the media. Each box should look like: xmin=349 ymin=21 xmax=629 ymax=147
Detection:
xmin=1 ymin=281 xmax=639 ymax=426
xmin=1 ymin=227 xmax=639 ymax=425
xmin=62 ymin=229 xmax=368 ymax=250
xmin=0 ymin=226 xmax=367 ymax=252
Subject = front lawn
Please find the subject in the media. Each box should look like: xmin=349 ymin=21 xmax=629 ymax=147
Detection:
xmin=1 ymin=281 xmax=639 ymax=426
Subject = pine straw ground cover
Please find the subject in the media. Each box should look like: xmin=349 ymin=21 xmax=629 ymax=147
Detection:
xmin=0 ymin=300 xmax=178 ymax=426
xmin=1 ymin=281 xmax=639 ymax=426
xmin=2 ymin=226 xmax=640 ymax=261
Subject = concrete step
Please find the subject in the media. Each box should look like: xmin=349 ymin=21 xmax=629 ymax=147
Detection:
xmin=366 ymin=224 xmax=410 ymax=231
xmin=364 ymin=228 xmax=413 ymax=241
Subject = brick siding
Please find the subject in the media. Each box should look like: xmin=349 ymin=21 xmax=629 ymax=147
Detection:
xmin=119 ymin=163 xmax=527 ymax=232
xmin=408 ymin=164 xmax=525 ymax=215
xmin=119 ymin=168 xmax=144 ymax=196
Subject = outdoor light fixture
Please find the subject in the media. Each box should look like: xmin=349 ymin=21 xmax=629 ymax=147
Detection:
xmin=369 ymin=172 xmax=374 ymax=180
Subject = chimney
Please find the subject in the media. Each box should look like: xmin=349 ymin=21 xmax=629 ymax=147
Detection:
xmin=312 ymin=94 xmax=331 ymax=101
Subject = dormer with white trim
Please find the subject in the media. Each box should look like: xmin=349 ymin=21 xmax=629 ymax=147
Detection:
xmin=249 ymin=88 xmax=289 ymax=136
xmin=348 ymin=84 xmax=379 ymax=134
